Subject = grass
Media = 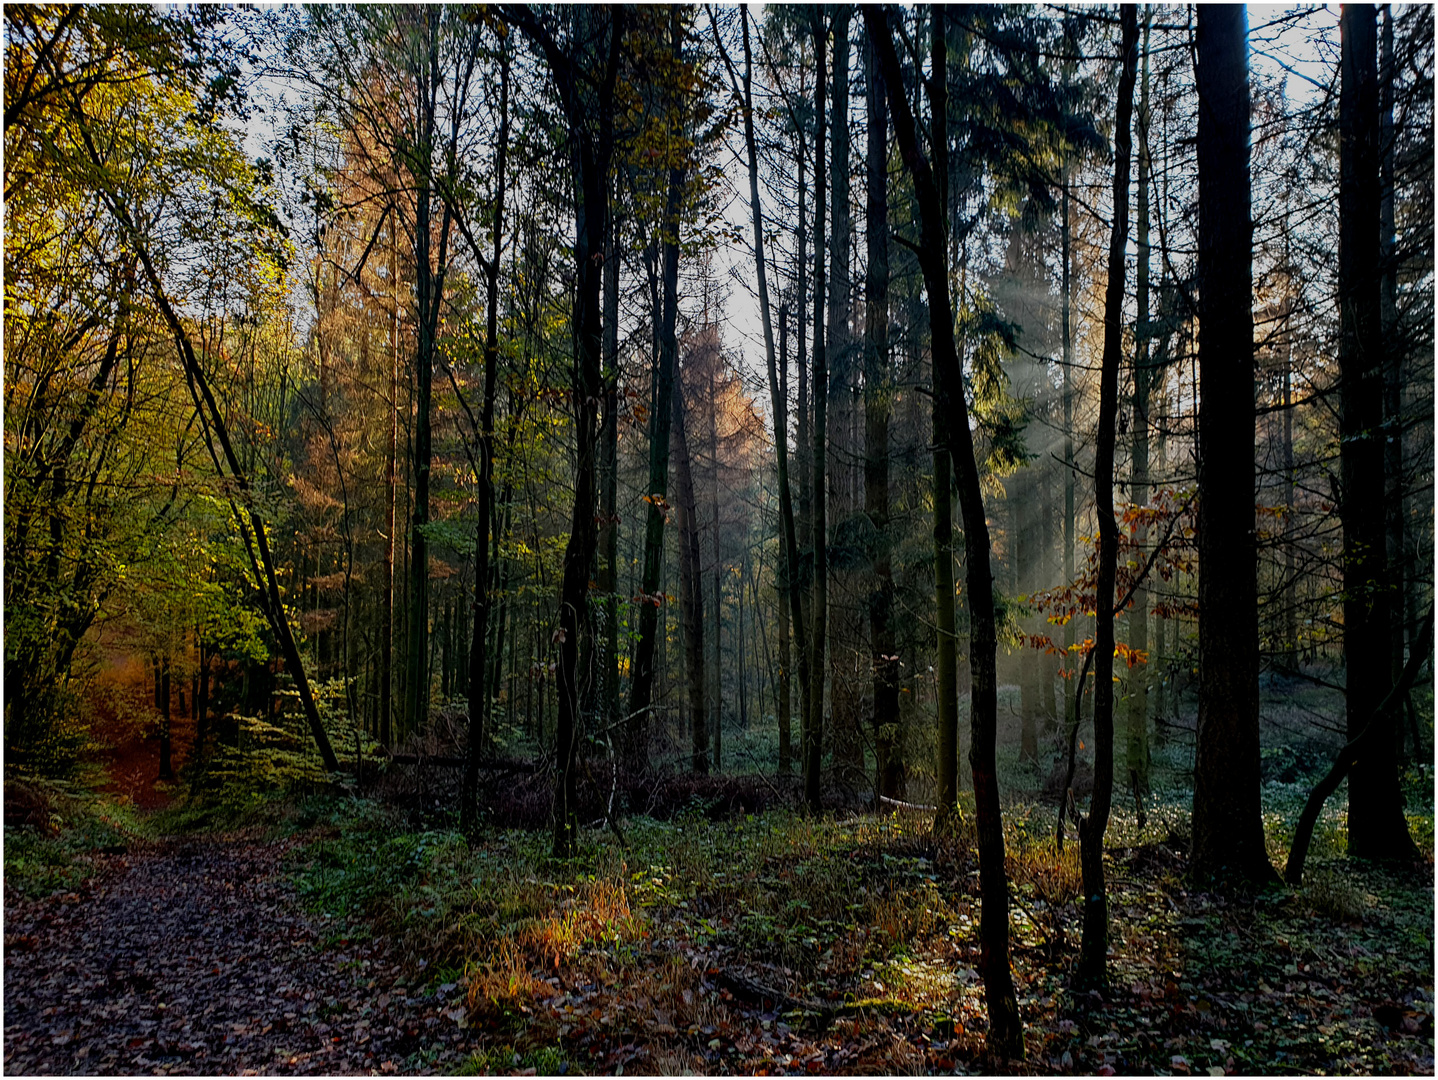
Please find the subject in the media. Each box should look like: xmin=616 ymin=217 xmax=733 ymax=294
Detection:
xmin=3 ymin=774 xmax=146 ymax=898
xmin=274 ymin=737 xmax=1432 ymax=1074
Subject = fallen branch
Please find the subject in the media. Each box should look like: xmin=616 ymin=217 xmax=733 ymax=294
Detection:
xmin=1283 ymin=605 xmax=1432 ymax=885
xmin=878 ymin=795 xmax=937 ymax=814
xmin=379 ymin=753 xmax=535 ymax=773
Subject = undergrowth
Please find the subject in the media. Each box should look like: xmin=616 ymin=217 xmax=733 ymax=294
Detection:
xmin=3 ymin=774 xmax=145 ymax=898
xmin=281 ymin=764 xmax=1432 ymax=1074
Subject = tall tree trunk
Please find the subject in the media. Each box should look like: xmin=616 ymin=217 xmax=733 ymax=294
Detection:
xmin=1016 ymin=466 xmax=1038 ymax=764
xmin=158 ymin=652 xmax=173 ymax=781
xmin=1379 ymin=4 xmax=1406 ymax=722
xmin=1339 ymin=3 xmax=1414 ymax=861
xmin=600 ymin=154 xmax=621 ymax=769
xmin=674 ymin=362 xmax=708 ymax=775
xmin=625 ymin=108 xmax=686 ymax=764
xmin=461 ymin=42 xmax=508 ymax=834
xmin=509 ymin=7 xmax=625 ymax=857
xmin=404 ymin=14 xmax=438 ymax=741
xmin=382 ymin=234 xmax=398 ymax=749
xmin=865 ymin=6 xmax=1023 ymax=1058
xmin=195 ymin=634 xmax=210 ymax=767
xmin=712 ymin=546 xmax=723 ymax=772
xmin=930 ymin=7 xmax=960 ymax=825
xmin=1190 ymin=5 xmax=1278 ymax=884
xmin=864 ymin=29 xmax=900 ymax=801
xmin=1061 ymin=153 xmax=1077 ymax=726
xmin=94 ymin=166 xmax=340 ymax=772
xmin=826 ymin=9 xmax=858 ymax=778
xmin=1077 ymin=4 xmax=1139 ymax=988
xmin=805 ymin=11 xmax=829 ymax=813
xmin=1127 ymin=8 xmax=1153 ymax=803
xmin=778 ymin=301 xmax=794 ymax=774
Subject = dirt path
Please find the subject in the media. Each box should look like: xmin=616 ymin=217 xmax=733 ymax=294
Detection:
xmin=3 ymin=835 xmax=475 ymax=1075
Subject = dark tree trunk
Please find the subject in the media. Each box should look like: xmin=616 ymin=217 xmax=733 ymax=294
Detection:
xmin=404 ymin=12 xmax=439 ymax=741
xmin=507 ymin=6 xmax=625 ymax=857
xmin=777 ymin=301 xmax=794 ymax=775
xmin=864 ymin=30 xmax=901 ymax=801
xmin=1339 ymin=3 xmax=1415 ymax=861
xmin=805 ymin=11 xmax=828 ymax=814
xmin=1077 ymin=4 xmax=1139 ymax=988
xmin=625 ymin=118 xmax=685 ymax=765
xmin=1127 ymin=10 xmax=1152 ymax=802
xmin=195 ymin=635 xmax=210 ymax=767
xmin=1190 ymin=5 xmax=1278 ymax=885
xmin=461 ymin=42 xmax=508 ymax=835
xmin=674 ymin=361 xmax=708 ymax=775
xmin=158 ymin=653 xmax=173 ymax=781
xmin=864 ymin=5 xmax=1024 ymax=1059
xmin=929 ymin=7 xmax=960 ymax=825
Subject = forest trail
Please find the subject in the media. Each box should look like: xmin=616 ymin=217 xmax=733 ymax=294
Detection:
xmin=3 ymin=834 xmax=472 ymax=1076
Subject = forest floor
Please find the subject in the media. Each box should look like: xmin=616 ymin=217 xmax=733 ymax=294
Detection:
xmin=3 ymin=761 xmax=1433 ymax=1077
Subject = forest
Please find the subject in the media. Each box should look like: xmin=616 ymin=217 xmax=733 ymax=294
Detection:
xmin=3 ymin=3 xmax=1434 ymax=1075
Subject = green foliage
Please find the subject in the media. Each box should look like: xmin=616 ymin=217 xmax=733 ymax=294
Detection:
xmin=2 ymin=776 xmax=143 ymax=898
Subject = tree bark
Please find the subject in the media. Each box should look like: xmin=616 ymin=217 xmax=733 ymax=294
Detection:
xmin=865 ymin=6 xmax=1023 ymax=1059
xmin=929 ymin=7 xmax=961 ymax=826
xmin=674 ymin=360 xmax=708 ymax=775
xmin=625 ymin=92 xmax=686 ymax=764
xmin=804 ymin=11 xmax=828 ymax=814
xmin=1286 ymin=607 xmax=1432 ymax=885
xmin=864 ymin=29 xmax=900 ymax=801
xmin=1127 ymin=8 xmax=1152 ymax=804
xmin=1077 ymin=4 xmax=1139 ymax=988
xmin=1339 ymin=2 xmax=1415 ymax=861
xmin=507 ymin=6 xmax=625 ymax=857
xmin=1190 ymin=4 xmax=1278 ymax=885
xmin=461 ymin=41 xmax=508 ymax=835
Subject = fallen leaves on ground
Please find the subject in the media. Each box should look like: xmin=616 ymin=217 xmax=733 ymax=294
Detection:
xmin=3 ymin=835 xmax=476 ymax=1075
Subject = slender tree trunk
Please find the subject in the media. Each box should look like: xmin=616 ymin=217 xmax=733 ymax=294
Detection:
xmin=1077 ymin=4 xmax=1139 ymax=988
xmin=1016 ymin=466 xmax=1038 ymax=764
xmin=509 ymin=8 xmax=625 ymax=857
xmin=600 ymin=164 xmax=621 ymax=767
xmin=865 ymin=6 xmax=1023 ymax=1058
xmin=1190 ymin=5 xmax=1279 ymax=884
xmin=805 ymin=11 xmax=828 ymax=814
xmin=1339 ymin=3 xmax=1414 ymax=861
xmin=195 ymin=635 xmax=210 ymax=767
xmin=1379 ymin=4 xmax=1406 ymax=719
xmin=405 ymin=16 xmax=438 ymax=741
xmin=826 ymin=9 xmax=857 ymax=777
xmin=382 ymin=235 xmax=398 ymax=749
xmin=712 ymin=547 xmax=722 ymax=772
xmin=674 ymin=362 xmax=708 ymax=775
xmin=627 ymin=14 xmax=689 ymax=764
xmin=1061 ymin=154 xmax=1077 ymax=725
xmin=1127 ymin=8 xmax=1153 ymax=804
xmin=461 ymin=43 xmax=508 ymax=834
xmin=158 ymin=652 xmax=173 ymax=781
xmin=929 ymin=7 xmax=960 ymax=825
xmin=99 ymin=184 xmax=340 ymax=771
xmin=625 ymin=221 xmax=682 ymax=762
xmin=864 ymin=30 xmax=900 ymax=801
xmin=778 ymin=302 xmax=794 ymax=775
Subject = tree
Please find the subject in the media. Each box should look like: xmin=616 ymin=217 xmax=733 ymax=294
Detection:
xmin=1189 ymin=4 xmax=1276 ymax=885
xmin=863 ymin=26 xmax=901 ymax=801
xmin=804 ymin=9 xmax=828 ymax=814
xmin=505 ymin=5 xmax=625 ymax=856
xmin=1077 ymin=3 xmax=1139 ymax=987
xmin=929 ymin=6 xmax=961 ymax=827
xmin=1338 ymin=2 xmax=1417 ymax=863
xmin=628 ymin=8 xmax=697 ymax=766
xmin=864 ymin=5 xmax=1024 ymax=1060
